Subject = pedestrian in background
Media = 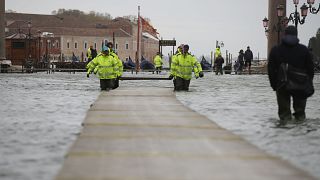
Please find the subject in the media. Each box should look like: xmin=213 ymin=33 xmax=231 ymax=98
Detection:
xmin=244 ymin=46 xmax=253 ymax=74
xmin=236 ymin=49 xmax=245 ymax=74
xmin=86 ymin=45 xmax=97 ymax=63
xmin=213 ymin=46 xmax=222 ymax=71
xmin=154 ymin=52 xmax=163 ymax=74
xmin=268 ymin=26 xmax=314 ymax=126
xmin=214 ymin=54 xmax=224 ymax=75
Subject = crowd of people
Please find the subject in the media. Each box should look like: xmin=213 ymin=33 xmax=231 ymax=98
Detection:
xmin=84 ymin=41 xmax=260 ymax=92
xmin=234 ymin=46 xmax=253 ymax=74
xmin=84 ymin=27 xmax=316 ymax=126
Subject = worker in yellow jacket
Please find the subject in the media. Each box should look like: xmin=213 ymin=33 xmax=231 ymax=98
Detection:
xmin=154 ymin=52 xmax=163 ymax=74
xmin=169 ymin=44 xmax=203 ymax=91
xmin=170 ymin=44 xmax=183 ymax=89
xmin=86 ymin=46 xmax=118 ymax=90
xmin=106 ymin=42 xmax=123 ymax=89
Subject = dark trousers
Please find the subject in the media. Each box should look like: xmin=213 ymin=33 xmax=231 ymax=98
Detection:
xmin=245 ymin=61 xmax=252 ymax=74
xmin=100 ymin=79 xmax=114 ymax=91
xmin=276 ymin=88 xmax=307 ymax=121
xmin=174 ymin=77 xmax=190 ymax=91
xmin=112 ymin=78 xmax=119 ymax=89
xmin=156 ymin=67 xmax=162 ymax=74
xmin=215 ymin=66 xmax=223 ymax=75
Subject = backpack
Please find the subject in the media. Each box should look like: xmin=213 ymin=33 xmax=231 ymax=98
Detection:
xmin=278 ymin=62 xmax=314 ymax=98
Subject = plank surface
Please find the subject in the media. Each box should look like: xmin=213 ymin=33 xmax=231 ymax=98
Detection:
xmin=55 ymin=87 xmax=316 ymax=180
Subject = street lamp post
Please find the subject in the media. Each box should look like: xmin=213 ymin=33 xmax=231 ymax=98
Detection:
xmin=307 ymin=0 xmax=320 ymax=14
xmin=46 ymin=39 xmax=50 ymax=63
xmin=276 ymin=5 xmax=286 ymax=44
xmin=27 ymin=21 xmax=32 ymax=60
xmin=37 ymin=30 xmax=41 ymax=66
xmin=215 ymin=40 xmax=224 ymax=48
xmin=287 ymin=0 xmax=309 ymax=29
xmin=263 ymin=1 xmax=310 ymax=44
xmin=262 ymin=4 xmax=287 ymax=44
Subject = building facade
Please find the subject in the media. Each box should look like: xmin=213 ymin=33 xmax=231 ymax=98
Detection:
xmin=5 ymin=13 xmax=159 ymax=65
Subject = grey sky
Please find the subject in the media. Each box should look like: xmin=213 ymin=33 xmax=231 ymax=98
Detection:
xmin=5 ymin=0 xmax=320 ymax=59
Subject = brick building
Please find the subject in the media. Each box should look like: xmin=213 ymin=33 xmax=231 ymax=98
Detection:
xmin=5 ymin=13 xmax=159 ymax=65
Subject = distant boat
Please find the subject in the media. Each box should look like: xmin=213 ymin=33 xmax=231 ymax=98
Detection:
xmin=123 ymin=57 xmax=136 ymax=69
xmin=200 ymin=57 xmax=212 ymax=70
xmin=1 ymin=60 xmax=12 ymax=73
xmin=140 ymin=57 xmax=155 ymax=70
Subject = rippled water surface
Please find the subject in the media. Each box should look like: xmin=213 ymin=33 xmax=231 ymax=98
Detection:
xmin=0 ymin=72 xmax=319 ymax=180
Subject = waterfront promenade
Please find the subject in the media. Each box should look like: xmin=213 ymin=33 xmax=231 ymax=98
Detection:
xmin=55 ymin=87 xmax=316 ymax=180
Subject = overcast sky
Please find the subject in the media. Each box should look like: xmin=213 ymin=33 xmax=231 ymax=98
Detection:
xmin=5 ymin=0 xmax=320 ymax=59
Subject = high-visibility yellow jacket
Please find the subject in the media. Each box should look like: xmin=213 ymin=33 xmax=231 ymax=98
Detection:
xmin=86 ymin=52 xmax=102 ymax=74
xmin=87 ymin=48 xmax=93 ymax=59
xmin=170 ymin=51 xmax=181 ymax=77
xmin=215 ymin=48 xmax=221 ymax=58
xmin=175 ymin=53 xmax=202 ymax=80
xmin=153 ymin=55 xmax=163 ymax=68
xmin=86 ymin=54 xmax=118 ymax=79
xmin=109 ymin=50 xmax=123 ymax=77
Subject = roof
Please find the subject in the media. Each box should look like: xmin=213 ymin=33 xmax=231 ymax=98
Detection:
xmin=5 ymin=13 xmax=135 ymax=38
xmin=142 ymin=32 xmax=159 ymax=41
xmin=6 ymin=33 xmax=28 ymax=39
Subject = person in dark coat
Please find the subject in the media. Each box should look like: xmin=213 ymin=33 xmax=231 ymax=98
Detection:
xmin=268 ymin=26 xmax=314 ymax=125
xmin=236 ymin=49 xmax=245 ymax=73
xmin=244 ymin=46 xmax=253 ymax=74
xmin=214 ymin=54 xmax=224 ymax=75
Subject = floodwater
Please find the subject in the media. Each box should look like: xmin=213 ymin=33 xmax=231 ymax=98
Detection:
xmin=0 ymin=72 xmax=319 ymax=180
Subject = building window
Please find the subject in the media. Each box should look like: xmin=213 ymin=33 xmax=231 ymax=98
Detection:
xmin=48 ymin=42 xmax=52 ymax=49
xmin=67 ymin=42 xmax=70 ymax=49
xmin=115 ymin=43 xmax=118 ymax=50
xmin=125 ymin=43 xmax=129 ymax=50
xmin=56 ymin=41 xmax=59 ymax=48
xmin=94 ymin=43 xmax=97 ymax=49
xmin=75 ymin=42 xmax=78 ymax=49
xmin=84 ymin=42 xmax=87 ymax=49
xmin=12 ymin=42 xmax=25 ymax=49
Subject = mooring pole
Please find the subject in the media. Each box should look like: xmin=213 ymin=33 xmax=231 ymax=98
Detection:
xmin=0 ymin=0 xmax=6 ymax=61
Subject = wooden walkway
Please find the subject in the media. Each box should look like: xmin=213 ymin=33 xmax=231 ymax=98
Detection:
xmin=55 ymin=87 xmax=316 ymax=180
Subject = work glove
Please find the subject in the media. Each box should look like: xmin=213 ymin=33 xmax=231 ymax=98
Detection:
xmin=87 ymin=73 xmax=90 ymax=78
xmin=168 ymin=75 xmax=174 ymax=80
xmin=199 ymin=71 xmax=204 ymax=78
